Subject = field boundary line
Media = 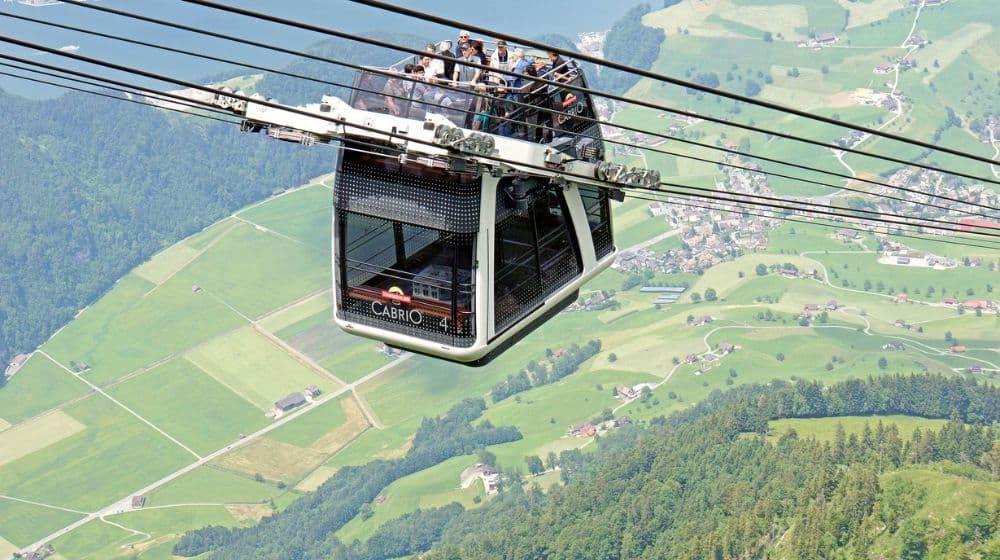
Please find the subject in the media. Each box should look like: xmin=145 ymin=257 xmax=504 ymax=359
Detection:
xmin=350 ymin=390 xmax=382 ymax=430
xmin=233 ymin=215 xmax=307 ymax=246
xmin=181 ymin=356 xmax=264 ymax=411
xmin=102 ymin=324 xmax=247 ymax=390
xmin=256 ymin=287 xmax=332 ymax=325
xmin=142 ymin=219 xmax=240 ymax=297
xmin=37 ymin=351 xmax=202 ymax=460
xmin=0 ymin=495 xmax=88 ymax=516
xmin=252 ymin=324 xmax=347 ymax=388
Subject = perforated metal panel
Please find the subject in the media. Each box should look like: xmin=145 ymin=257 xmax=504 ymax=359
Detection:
xmin=336 ymin=156 xmax=481 ymax=234
xmin=493 ymin=188 xmax=582 ymax=333
xmin=580 ymin=186 xmax=614 ymax=259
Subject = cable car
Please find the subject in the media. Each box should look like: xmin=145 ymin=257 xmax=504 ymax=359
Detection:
xmin=332 ymin=51 xmax=615 ymax=365
xmin=192 ymin=45 xmax=659 ymax=365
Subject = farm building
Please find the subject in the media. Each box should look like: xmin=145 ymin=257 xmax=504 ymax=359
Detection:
xmin=691 ymin=315 xmax=713 ymax=327
xmin=616 ymin=385 xmax=638 ymax=400
xmin=883 ymin=341 xmax=904 ymax=351
xmin=275 ymin=392 xmax=306 ymax=412
xmin=4 ymin=353 xmax=30 ymax=377
xmin=717 ymin=343 xmax=735 ymax=355
xmin=951 ymin=346 xmax=966 ymax=354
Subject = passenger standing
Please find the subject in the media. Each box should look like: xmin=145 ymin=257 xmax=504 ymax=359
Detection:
xmin=470 ymin=40 xmax=487 ymax=69
xmin=437 ymin=41 xmax=457 ymax=84
xmin=424 ymin=45 xmax=446 ymax=80
xmin=508 ymin=48 xmax=528 ymax=90
xmin=490 ymin=39 xmax=511 ymax=73
xmin=453 ymin=43 xmax=481 ymax=85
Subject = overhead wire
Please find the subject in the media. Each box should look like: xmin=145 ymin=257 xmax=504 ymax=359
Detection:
xmin=0 ymin=60 xmax=242 ymax=121
xmin=347 ymin=0 xmax=1000 ymax=169
xmin=172 ymin=0 xmax=1000 ymax=187
xmin=0 ymin=68 xmax=242 ymax=125
xmin=36 ymin=1 xmax=1000 ymax=215
xmin=4 ymin=42 xmax=996 ymax=248
xmin=0 ymin=25 xmax=1000 ymax=238
xmin=3 ymin=44 xmax=998 ymax=252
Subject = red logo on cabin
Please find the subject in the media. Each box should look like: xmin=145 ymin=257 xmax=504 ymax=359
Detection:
xmin=381 ymin=287 xmax=412 ymax=304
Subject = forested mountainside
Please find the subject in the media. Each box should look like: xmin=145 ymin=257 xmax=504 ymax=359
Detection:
xmin=174 ymin=374 xmax=1000 ymax=560
xmin=0 ymin=88 xmax=329 ymax=367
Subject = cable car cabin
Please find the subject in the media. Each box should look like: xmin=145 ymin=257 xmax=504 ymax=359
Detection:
xmin=333 ymin=58 xmax=614 ymax=365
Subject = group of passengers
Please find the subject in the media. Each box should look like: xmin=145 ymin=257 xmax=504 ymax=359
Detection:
xmin=373 ymin=30 xmax=580 ymax=143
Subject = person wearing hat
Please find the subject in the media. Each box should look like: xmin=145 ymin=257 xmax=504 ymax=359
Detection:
xmin=490 ymin=39 xmax=511 ymax=73
xmin=453 ymin=42 xmax=481 ymax=85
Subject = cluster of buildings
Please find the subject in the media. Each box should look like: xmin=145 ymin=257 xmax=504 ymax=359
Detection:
xmin=865 ymin=169 xmax=1000 ymax=235
xmin=566 ymin=290 xmax=619 ymax=312
xmin=797 ymin=33 xmax=839 ymax=49
xmin=567 ymin=415 xmax=632 ymax=438
xmin=461 ymin=463 xmax=501 ymax=495
xmin=685 ymin=342 xmax=737 ymax=365
xmin=615 ymin=163 xmax=780 ymax=276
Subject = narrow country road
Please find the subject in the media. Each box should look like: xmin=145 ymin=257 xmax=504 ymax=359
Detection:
xmin=15 ymin=353 xmax=409 ymax=558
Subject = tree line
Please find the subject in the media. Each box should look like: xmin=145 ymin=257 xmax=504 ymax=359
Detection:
xmin=173 ymin=398 xmax=521 ymax=559
xmin=175 ymin=373 xmax=1000 ymax=559
xmin=490 ymin=340 xmax=602 ymax=403
xmin=421 ymin=374 xmax=1000 ymax=559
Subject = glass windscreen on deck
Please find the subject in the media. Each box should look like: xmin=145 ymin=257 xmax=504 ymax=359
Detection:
xmin=350 ymin=70 xmax=476 ymax=127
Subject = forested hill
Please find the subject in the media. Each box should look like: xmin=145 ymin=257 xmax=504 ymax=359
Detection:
xmin=0 ymin=89 xmax=329 ymax=366
xmin=172 ymin=374 xmax=1000 ymax=560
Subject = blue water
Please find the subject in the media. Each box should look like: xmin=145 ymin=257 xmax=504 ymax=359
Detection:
xmin=0 ymin=0 xmax=647 ymax=98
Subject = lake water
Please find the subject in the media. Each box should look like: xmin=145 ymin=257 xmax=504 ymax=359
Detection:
xmin=0 ymin=0 xmax=648 ymax=98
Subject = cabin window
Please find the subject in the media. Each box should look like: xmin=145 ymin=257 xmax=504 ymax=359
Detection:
xmin=579 ymin=186 xmax=613 ymax=259
xmin=494 ymin=189 xmax=581 ymax=333
xmin=339 ymin=212 xmax=475 ymax=346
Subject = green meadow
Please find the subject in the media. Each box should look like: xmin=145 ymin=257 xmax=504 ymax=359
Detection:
xmin=0 ymin=355 xmax=90 ymax=425
xmin=0 ymin=499 xmax=82 ymax=549
xmin=767 ymin=415 xmax=950 ymax=442
xmin=0 ymin=395 xmax=192 ymax=512
xmin=107 ymin=358 xmax=270 ymax=456
xmin=147 ymin=466 xmax=285 ymax=506
xmin=186 ymin=327 xmax=338 ymax=411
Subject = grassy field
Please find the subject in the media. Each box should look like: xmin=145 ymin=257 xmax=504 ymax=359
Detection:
xmin=0 ymin=498 xmax=82 ymax=549
xmin=258 ymin=290 xmax=332 ymax=333
xmin=280 ymin=315 xmax=393 ymax=384
xmin=0 ymin=395 xmax=193 ymax=512
xmin=107 ymin=358 xmax=271 ymax=456
xmin=175 ymin=222 xmax=329 ymax=320
xmin=767 ymin=414 xmax=950 ymax=441
xmin=0 ymin=409 xmax=86 ymax=468
xmin=148 ymin=466 xmax=285 ymax=507
xmin=872 ymin=467 xmax=1000 ymax=557
xmin=268 ymin=394 xmax=370 ymax=458
xmin=237 ymin=184 xmax=332 ymax=253
xmin=212 ymin=436 xmax=327 ymax=485
xmin=186 ymin=326 xmax=338 ymax=411
xmin=0 ymin=354 xmax=90 ymax=425
xmin=336 ymin=454 xmax=482 ymax=543
xmin=133 ymin=242 xmax=203 ymax=286
xmin=42 ymin=272 xmax=245 ymax=385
